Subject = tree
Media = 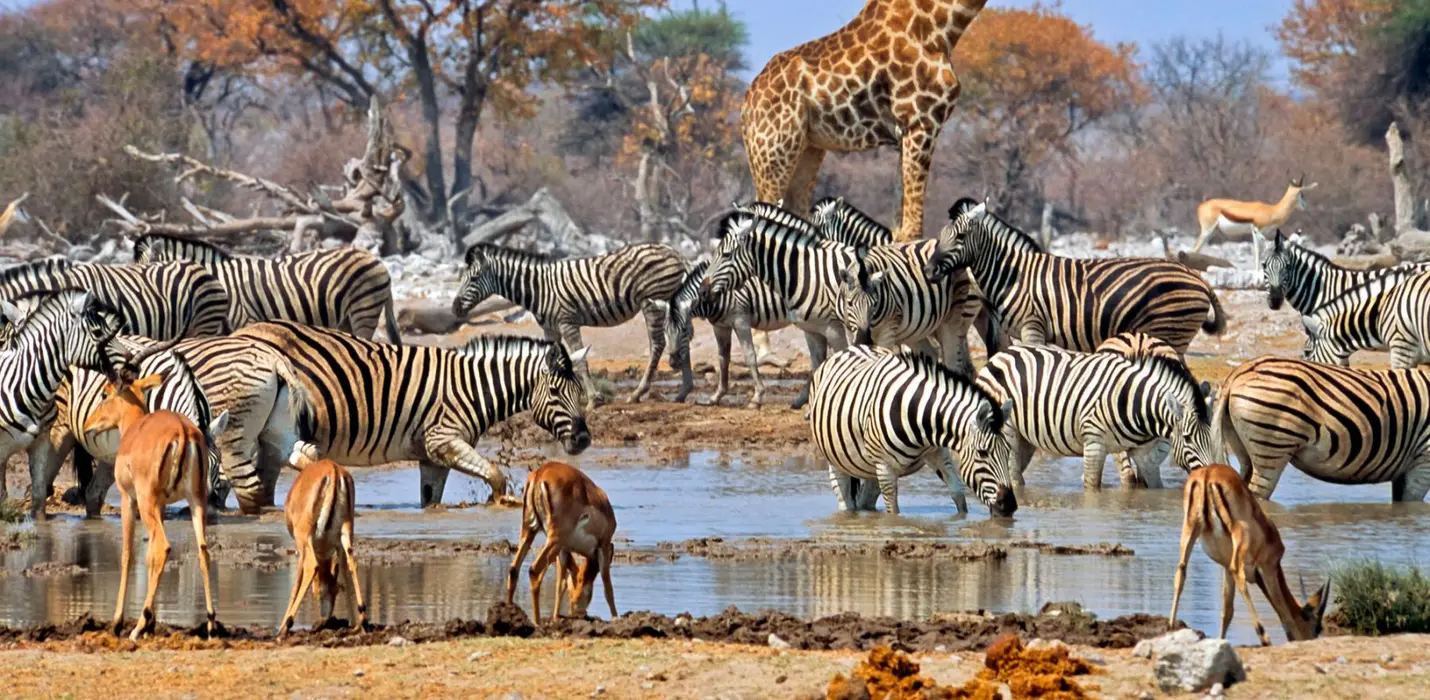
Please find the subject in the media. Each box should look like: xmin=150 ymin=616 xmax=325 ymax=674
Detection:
xmin=948 ymin=5 xmax=1141 ymax=224
xmin=150 ymin=0 xmax=663 ymax=228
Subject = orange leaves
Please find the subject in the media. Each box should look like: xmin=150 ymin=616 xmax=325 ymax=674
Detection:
xmin=1277 ymin=0 xmax=1394 ymax=92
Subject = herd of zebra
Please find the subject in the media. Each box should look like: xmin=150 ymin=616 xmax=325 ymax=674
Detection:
xmin=4 ymin=193 xmax=1430 ymax=532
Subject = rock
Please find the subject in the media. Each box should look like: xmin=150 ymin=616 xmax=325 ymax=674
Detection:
xmin=1133 ymin=628 xmax=1200 ymax=659
xmin=948 ymin=654 xmax=962 ymax=665
xmin=353 ymin=668 xmax=365 ymax=677
xmin=1026 ymin=638 xmax=1069 ymax=652
xmin=387 ymin=636 xmax=411 ymax=647
xmin=1380 ymin=653 xmax=1395 ymax=663
xmin=1154 ymin=638 xmax=1246 ymax=693
xmin=1336 ymin=656 xmax=1347 ymax=664
xmin=591 ymin=686 xmax=606 ymax=697
xmin=640 ymin=683 xmax=654 ymax=690
xmin=1083 ymin=653 xmax=1107 ymax=666
xmin=996 ymin=683 xmax=1013 ymax=700
xmin=774 ymin=675 xmax=787 ymax=684
xmin=1137 ymin=692 xmax=1154 ymax=700
xmin=767 ymin=633 xmax=792 ymax=649
xmin=1210 ymin=681 xmax=1225 ymax=696
xmin=468 ymin=651 xmax=491 ymax=662
xmin=933 ymin=644 xmax=948 ymax=653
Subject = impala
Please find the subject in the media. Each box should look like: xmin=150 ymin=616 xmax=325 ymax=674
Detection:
xmin=1194 ymin=175 xmax=1317 ymax=271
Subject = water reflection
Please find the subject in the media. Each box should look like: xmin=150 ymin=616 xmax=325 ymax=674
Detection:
xmin=3 ymin=448 xmax=1427 ymax=647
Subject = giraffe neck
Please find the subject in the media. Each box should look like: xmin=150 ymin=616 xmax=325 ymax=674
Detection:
xmin=921 ymin=0 xmax=989 ymax=54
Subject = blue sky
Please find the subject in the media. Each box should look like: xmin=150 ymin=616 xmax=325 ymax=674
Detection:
xmin=721 ymin=0 xmax=1295 ymax=83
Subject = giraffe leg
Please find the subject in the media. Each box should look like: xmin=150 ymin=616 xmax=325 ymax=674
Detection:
xmin=784 ymin=146 xmax=826 ymax=216
xmin=894 ymin=128 xmax=937 ymax=241
xmin=744 ymin=94 xmax=805 ymax=205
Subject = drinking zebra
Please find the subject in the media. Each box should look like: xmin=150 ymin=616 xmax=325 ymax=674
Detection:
xmin=976 ymin=333 xmax=1220 ymax=490
xmin=1262 ymin=228 xmax=1430 ymax=314
xmin=924 ymin=200 xmax=1225 ymax=355
xmin=452 ymin=243 xmax=687 ymax=405
xmin=233 ymin=321 xmax=591 ymax=507
xmin=805 ymin=344 xmax=1017 ymax=516
xmin=1215 ymin=356 xmax=1430 ymax=501
xmin=666 ymin=261 xmax=792 ymax=406
xmin=0 ymin=258 xmax=230 ymax=339
xmin=701 ymin=209 xmax=855 ymax=408
xmin=0 ymin=290 xmax=123 ymax=512
xmin=1300 ymin=267 xmax=1421 ymax=366
xmin=134 ymin=234 xmax=401 ymax=343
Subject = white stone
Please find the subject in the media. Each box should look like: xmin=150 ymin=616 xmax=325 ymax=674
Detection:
xmin=353 ymin=668 xmax=365 ymax=677
xmin=591 ymin=686 xmax=606 ymax=697
xmin=1133 ymin=628 xmax=1200 ymax=659
xmin=1154 ymin=638 xmax=1246 ymax=693
xmin=767 ymin=633 xmax=792 ymax=650
xmin=387 ymin=636 xmax=411 ymax=647
xmin=468 ymin=651 xmax=491 ymax=662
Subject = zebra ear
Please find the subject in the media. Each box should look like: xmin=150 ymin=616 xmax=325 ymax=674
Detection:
xmin=867 ymin=270 xmax=887 ymax=289
xmin=567 ymin=345 xmax=591 ymax=365
xmin=1274 ymin=229 xmax=1285 ymax=249
xmin=968 ymin=202 xmax=988 ymax=222
xmin=1000 ymin=399 xmax=1014 ymax=421
xmin=1165 ymin=394 xmax=1185 ymax=422
xmin=209 ymin=410 xmax=231 ymax=436
xmin=1303 ymin=315 xmax=1324 ymax=338
xmin=1199 ymin=380 xmax=1211 ymax=396
xmin=0 ymin=300 xmax=20 ymax=323
xmin=69 ymin=291 xmax=94 ymax=316
xmin=463 ymin=245 xmax=484 ymax=266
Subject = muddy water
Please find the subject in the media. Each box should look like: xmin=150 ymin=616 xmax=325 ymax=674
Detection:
xmin=4 ymin=447 xmax=1428 ymax=646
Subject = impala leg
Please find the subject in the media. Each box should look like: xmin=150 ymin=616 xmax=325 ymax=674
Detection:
xmin=1218 ymin=568 xmax=1236 ymax=640
xmin=340 ymin=518 xmax=367 ymax=629
xmin=1232 ymin=543 xmax=1272 ymax=645
xmin=279 ymin=542 xmax=316 ymax=637
xmin=189 ymin=491 xmax=218 ymax=637
xmin=506 ymin=519 xmax=538 ymax=605
xmin=552 ymin=550 xmax=571 ymax=622
xmin=527 ymin=537 xmax=562 ymax=624
xmin=111 ymin=491 xmax=136 ymax=636
xmin=600 ymin=542 xmax=617 ymax=619
xmin=1169 ymin=516 xmax=1201 ymax=631
xmin=133 ymin=494 xmax=170 ymax=641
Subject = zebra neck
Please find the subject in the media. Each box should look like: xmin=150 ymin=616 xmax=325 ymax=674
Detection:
xmin=490 ymin=260 xmax=555 ymax=319
xmin=755 ymin=232 xmax=839 ymax=314
xmin=462 ymin=353 xmax=538 ymax=425
xmin=11 ymin=327 xmax=75 ymax=408
xmin=964 ymin=239 xmax=1021 ymax=306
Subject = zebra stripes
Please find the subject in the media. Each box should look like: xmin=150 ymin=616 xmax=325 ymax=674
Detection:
xmin=452 ymin=242 xmax=687 ymax=404
xmin=667 ymin=260 xmax=792 ymax=406
xmin=1263 ymin=229 xmax=1430 ymax=314
xmin=30 ymin=334 xmax=309 ymax=516
xmin=1215 ymin=356 xmax=1430 ymax=501
xmin=976 ymin=334 xmax=1220 ymax=490
xmin=809 ymin=197 xmax=895 ymax=250
xmin=1300 ymin=267 xmax=1420 ymax=366
xmin=0 ymin=258 xmax=230 ymax=339
xmin=0 ymin=290 xmax=123 ymax=513
xmin=232 ymin=321 xmax=591 ymax=507
xmin=702 ymin=208 xmax=857 ymax=407
xmin=806 ymin=344 xmax=1018 ymax=516
xmin=924 ymin=200 xmax=1225 ymax=355
xmin=135 ymin=234 xmax=401 ymax=343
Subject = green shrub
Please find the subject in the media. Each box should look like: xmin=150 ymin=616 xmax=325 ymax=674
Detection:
xmin=1329 ymin=560 xmax=1430 ymax=635
xmin=0 ymin=498 xmax=25 ymax=524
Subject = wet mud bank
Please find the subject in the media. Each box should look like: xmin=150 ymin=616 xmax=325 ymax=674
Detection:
xmin=0 ymin=603 xmax=1182 ymax=652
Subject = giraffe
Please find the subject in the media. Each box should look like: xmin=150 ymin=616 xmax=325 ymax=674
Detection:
xmin=741 ymin=0 xmax=988 ymax=242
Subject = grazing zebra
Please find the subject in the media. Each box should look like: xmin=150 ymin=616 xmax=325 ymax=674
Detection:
xmin=1263 ymin=228 xmax=1430 ymax=314
xmin=0 ymin=258 xmax=230 ymax=339
xmin=806 ymin=344 xmax=1018 ymax=516
xmin=924 ymin=200 xmax=1226 ymax=356
xmin=135 ymin=234 xmax=401 ymax=342
xmin=25 ymin=334 xmax=309 ymax=516
xmin=0 ymin=290 xmax=123 ymax=513
xmin=1215 ymin=356 xmax=1430 ymax=501
xmin=702 ymin=208 xmax=860 ymax=408
xmin=976 ymin=334 xmax=1220 ymax=490
xmin=666 ymin=261 xmax=792 ymax=406
xmin=233 ymin=321 xmax=591 ymax=507
xmin=1300 ymin=267 xmax=1421 ymax=366
xmin=452 ymin=243 xmax=687 ymax=405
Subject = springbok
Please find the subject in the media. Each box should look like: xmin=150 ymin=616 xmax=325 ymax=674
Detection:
xmin=278 ymin=458 xmax=367 ymax=637
xmin=1194 ymin=175 xmax=1318 ymax=271
xmin=1169 ymin=464 xmax=1330 ymax=646
xmin=84 ymin=368 xmax=228 ymax=640
xmin=505 ymin=462 xmax=617 ymax=622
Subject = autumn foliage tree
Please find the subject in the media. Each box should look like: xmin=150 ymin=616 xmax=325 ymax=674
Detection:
xmin=948 ymin=4 xmax=1141 ymax=225
xmin=148 ymin=0 xmax=663 ymax=228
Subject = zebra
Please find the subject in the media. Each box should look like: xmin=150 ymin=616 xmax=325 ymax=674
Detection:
xmin=232 ymin=321 xmax=591 ymax=507
xmin=0 ymin=258 xmax=231 ymax=339
xmin=808 ymin=197 xmax=895 ymax=249
xmin=1263 ymin=228 xmax=1430 ymax=314
xmin=666 ymin=260 xmax=793 ymax=406
xmin=23 ymin=333 xmax=309 ymax=517
xmin=135 ymin=234 xmax=402 ymax=342
xmin=924 ymin=200 xmax=1226 ymax=356
xmin=0 ymin=290 xmax=123 ymax=514
xmin=452 ymin=243 xmax=687 ymax=405
xmin=702 ymin=208 xmax=859 ymax=408
xmin=1300 ymin=267 xmax=1421 ymax=366
xmin=1215 ymin=356 xmax=1430 ymax=502
xmin=806 ymin=344 xmax=1018 ymax=516
xmin=976 ymin=333 xmax=1220 ymax=491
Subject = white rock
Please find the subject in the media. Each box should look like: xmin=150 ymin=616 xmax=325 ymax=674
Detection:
xmin=933 ymin=644 xmax=948 ymax=653
xmin=353 ymin=668 xmax=365 ymax=677
xmin=468 ymin=651 xmax=491 ymax=661
xmin=767 ymin=633 xmax=792 ymax=650
xmin=387 ymin=636 xmax=411 ymax=647
xmin=591 ymin=686 xmax=606 ymax=697
xmin=1026 ymin=638 xmax=1068 ymax=652
xmin=1210 ymin=681 xmax=1225 ymax=696
xmin=1154 ymin=638 xmax=1246 ymax=693
xmin=1134 ymin=628 xmax=1200 ymax=659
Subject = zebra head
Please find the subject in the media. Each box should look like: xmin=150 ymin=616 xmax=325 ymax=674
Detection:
xmin=702 ymin=212 xmax=758 ymax=297
xmin=1161 ymin=373 xmax=1221 ymax=473
xmin=1300 ymin=315 xmax=1352 ymax=366
xmin=835 ymin=260 xmax=885 ymax=346
xmin=666 ymin=261 xmax=707 ymax=374
xmin=808 ymin=197 xmax=844 ymax=229
xmin=453 ymin=245 xmax=503 ymax=318
xmin=2 ymin=290 xmax=125 ymax=371
xmin=924 ymin=199 xmax=986 ymax=283
xmin=1263 ymin=229 xmax=1294 ymax=309
xmin=530 ymin=342 xmax=592 ymax=456
xmin=955 ymin=395 xmax=1019 ymax=517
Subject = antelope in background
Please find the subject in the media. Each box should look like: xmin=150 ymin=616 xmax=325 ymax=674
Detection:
xmin=506 ymin=462 xmax=617 ymax=622
xmin=1169 ymin=464 xmax=1330 ymax=646
xmin=84 ymin=366 xmax=228 ymax=640
xmin=1194 ymin=175 xmax=1318 ymax=271
xmin=278 ymin=458 xmax=367 ymax=637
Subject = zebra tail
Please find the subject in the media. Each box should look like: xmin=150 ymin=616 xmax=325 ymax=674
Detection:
xmin=274 ymin=355 xmax=318 ymax=449
xmin=383 ymin=296 xmax=403 ymax=347
xmin=1202 ymin=287 xmax=1227 ymax=336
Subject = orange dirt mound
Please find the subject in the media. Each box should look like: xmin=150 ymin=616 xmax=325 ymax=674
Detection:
xmin=976 ymin=634 xmax=1094 ymax=699
xmin=824 ymin=637 xmax=1096 ymax=700
xmin=825 ymin=646 xmax=992 ymax=700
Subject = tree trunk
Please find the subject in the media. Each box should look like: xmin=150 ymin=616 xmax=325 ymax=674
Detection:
xmin=635 ymin=151 xmax=657 ymax=242
xmin=1389 ymin=122 xmax=1417 ymax=236
xmin=412 ymin=51 xmax=448 ymax=222
xmin=450 ymin=85 xmax=487 ymax=232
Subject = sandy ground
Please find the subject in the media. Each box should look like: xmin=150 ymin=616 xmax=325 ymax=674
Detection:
xmin=2 ymin=632 xmax=1428 ymax=698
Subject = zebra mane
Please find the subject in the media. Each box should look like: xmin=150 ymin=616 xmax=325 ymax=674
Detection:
xmin=1138 ymin=354 xmax=1210 ymax=423
xmin=735 ymin=200 xmax=819 ymax=234
xmin=465 ymin=243 xmax=553 ymax=267
xmin=716 ymin=209 xmax=837 ymax=251
xmin=454 ymin=333 xmax=576 ymax=375
xmin=2 ymin=288 xmax=119 ymax=344
xmin=896 ymin=350 xmax=1004 ymax=433
xmin=672 ymin=260 xmax=710 ymax=306
xmin=976 ymin=209 xmax=1044 ymax=254
xmin=1311 ymin=266 xmax=1419 ymax=317
xmin=134 ymin=233 xmax=233 ymax=263
xmin=0 ymin=257 xmax=76 ymax=287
